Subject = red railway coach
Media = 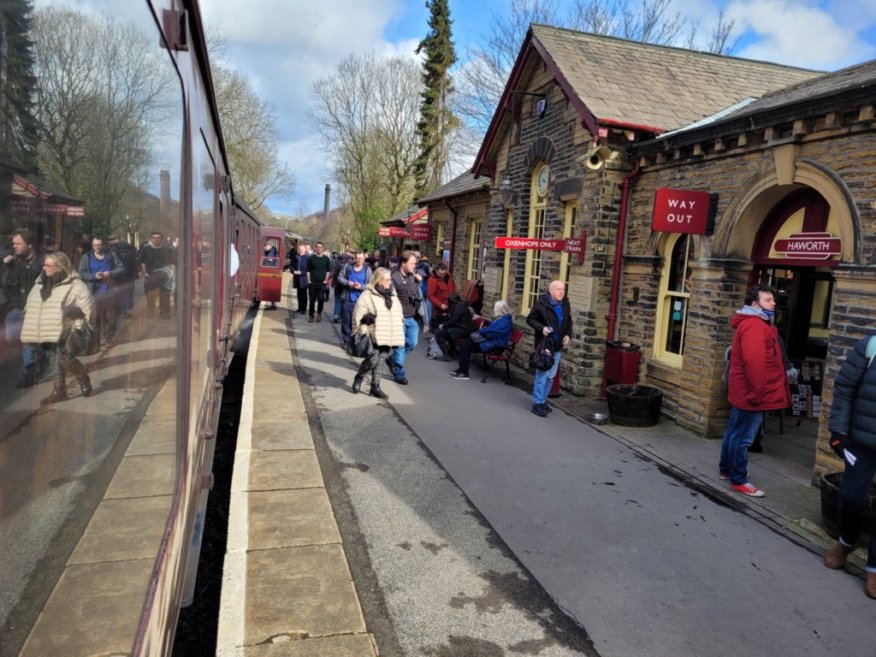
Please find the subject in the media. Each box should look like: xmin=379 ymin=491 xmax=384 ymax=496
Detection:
xmin=0 ymin=1 xmax=261 ymax=656
xmin=255 ymin=226 xmax=288 ymax=306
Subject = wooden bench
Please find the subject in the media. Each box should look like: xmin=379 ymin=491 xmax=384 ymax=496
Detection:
xmin=480 ymin=327 xmax=525 ymax=384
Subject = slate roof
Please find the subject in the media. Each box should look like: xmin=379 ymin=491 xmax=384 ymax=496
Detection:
xmin=531 ymin=24 xmax=821 ymax=133
xmin=641 ymin=58 xmax=876 ymax=147
xmin=417 ymin=171 xmax=490 ymax=205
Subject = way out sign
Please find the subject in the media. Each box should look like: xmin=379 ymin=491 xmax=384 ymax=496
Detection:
xmin=496 ymin=231 xmax=586 ymax=265
xmin=651 ymin=188 xmax=713 ymax=234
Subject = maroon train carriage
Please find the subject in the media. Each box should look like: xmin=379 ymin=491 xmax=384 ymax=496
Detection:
xmin=0 ymin=2 xmax=261 ymax=656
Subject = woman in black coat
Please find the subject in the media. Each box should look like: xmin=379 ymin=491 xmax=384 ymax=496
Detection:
xmin=824 ymin=334 xmax=876 ymax=598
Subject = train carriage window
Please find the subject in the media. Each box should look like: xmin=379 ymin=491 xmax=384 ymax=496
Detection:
xmin=0 ymin=3 xmax=186 ymax=655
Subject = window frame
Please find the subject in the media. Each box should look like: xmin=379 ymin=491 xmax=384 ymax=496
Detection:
xmin=653 ymin=233 xmax=692 ymax=366
xmin=467 ymin=218 xmax=482 ymax=280
xmin=522 ymin=163 xmax=549 ymax=314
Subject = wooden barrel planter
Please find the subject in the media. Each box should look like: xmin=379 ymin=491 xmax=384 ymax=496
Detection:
xmin=606 ymin=384 xmax=663 ymax=427
xmin=820 ymin=472 xmax=876 ymax=540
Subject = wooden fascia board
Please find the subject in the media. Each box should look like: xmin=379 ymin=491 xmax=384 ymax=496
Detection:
xmin=529 ymin=36 xmax=600 ymax=139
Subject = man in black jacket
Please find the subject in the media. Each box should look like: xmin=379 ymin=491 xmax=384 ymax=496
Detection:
xmin=825 ymin=334 xmax=876 ymax=599
xmin=526 ymin=280 xmax=572 ymax=417
xmin=388 ymin=251 xmax=421 ymax=385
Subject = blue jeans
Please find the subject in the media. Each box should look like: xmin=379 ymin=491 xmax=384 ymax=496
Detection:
xmin=391 ymin=317 xmax=419 ymax=379
xmin=532 ymin=350 xmax=562 ymax=405
xmin=340 ymin=299 xmax=357 ymax=342
xmin=5 ymin=307 xmax=24 ymax=345
xmin=333 ymin=288 xmax=343 ymax=320
xmin=718 ymin=407 xmax=764 ymax=485
xmin=838 ymin=445 xmax=876 ymax=570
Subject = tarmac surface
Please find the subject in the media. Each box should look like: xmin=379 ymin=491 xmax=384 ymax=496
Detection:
xmin=218 ymin=285 xmax=876 ymax=657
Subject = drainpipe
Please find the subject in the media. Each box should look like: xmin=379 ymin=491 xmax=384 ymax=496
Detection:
xmin=606 ymin=162 xmax=641 ymax=342
xmin=445 ymin=199 xmax=459 ymax=275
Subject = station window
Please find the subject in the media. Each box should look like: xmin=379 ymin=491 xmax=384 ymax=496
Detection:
xmin=654 ymin=233 xmax=692 ymax=365
xmin=522 ymin=163 xmax=549 ymax=313
xmin=468 ymin=218 xmax=482 ymax=280
xmin=435 ymin=221 xmax=445 ymax=257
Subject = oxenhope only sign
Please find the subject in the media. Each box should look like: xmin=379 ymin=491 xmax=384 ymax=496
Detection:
xmin=495 ymin=231 xmax=587 ymax=265
xmin=651 ymin=188 xmax=712 ymax=234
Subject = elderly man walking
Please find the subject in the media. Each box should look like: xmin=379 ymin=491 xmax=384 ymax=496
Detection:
xmin=718 ymin=285 xmax=790 ymax=497
xmin=526 ymin=280 xmax=572 ymax=417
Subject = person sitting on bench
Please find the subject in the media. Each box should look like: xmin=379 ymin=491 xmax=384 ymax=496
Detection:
xmin=433 ymin=292 xmax=475 ymax=359
xmin=450 ymin=300 xmax=514 ymax=381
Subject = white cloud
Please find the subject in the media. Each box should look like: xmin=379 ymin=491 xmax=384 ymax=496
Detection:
xmin=727 ymin=0 xmax=876 ymax=69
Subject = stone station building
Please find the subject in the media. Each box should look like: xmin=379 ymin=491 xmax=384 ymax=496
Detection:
xmin=416 ymin=24 xmax=876 ymax=482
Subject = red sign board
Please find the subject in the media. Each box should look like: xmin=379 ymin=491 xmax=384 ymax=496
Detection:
xmin=774 ymin=232 xmax=841 ymax=260
xmin=409 ymin=224 xmax=432 ymax=240
xmin=378 ymin=226 xmax=409 ymax=238
xmin=651 ymin=188 xmax=711 ymax=234
xmin=496 ymin=237 xmax=566 ymax=251
xmin=495 ymin=231 xmax=587 ymax=265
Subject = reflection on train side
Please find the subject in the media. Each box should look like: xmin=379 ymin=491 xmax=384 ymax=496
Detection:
xmin=0 ymin=1 xmax=186 ymax=655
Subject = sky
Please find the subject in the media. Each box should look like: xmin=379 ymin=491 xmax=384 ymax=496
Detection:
xmin=54 ymin=0 xmax=876 ymax=217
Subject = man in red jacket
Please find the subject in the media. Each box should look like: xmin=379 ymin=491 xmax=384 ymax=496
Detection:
xmin=718 ymin=285 xmax=790 ymax=497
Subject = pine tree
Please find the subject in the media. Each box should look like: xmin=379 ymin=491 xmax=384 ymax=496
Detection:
xmin=414 ymin=0 xmax=458 ymax=198
xmin=0 ymin=0 xmax=38 ymax=170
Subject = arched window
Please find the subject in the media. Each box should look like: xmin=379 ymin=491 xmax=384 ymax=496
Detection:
xmin=522 ymin=162 xmax=549 ymax=313
xmin=653 ymin=233 xmax=692 ymax=365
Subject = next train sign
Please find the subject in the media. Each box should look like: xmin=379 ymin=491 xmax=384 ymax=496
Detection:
xmin=651 ymin=188 xmax=715 ymax=235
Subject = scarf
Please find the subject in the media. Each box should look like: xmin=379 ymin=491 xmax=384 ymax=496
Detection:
xmin=374 ymin=283 xmax=393 ymax=310
xmin=40 ymin=271 xmax=67 ymax=301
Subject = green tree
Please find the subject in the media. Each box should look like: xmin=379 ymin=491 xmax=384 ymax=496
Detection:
xmin=212 ymin=65 xmax=296 ymax=211
xmin=414 ymin=0 xmax=458 ymax=198
xmin=0 ymin=0 xmax=38 ymax=170
xmin=310 ymin=52 xmax=422 ymax=248
xmin=32 ymin=7 xmax=172 ymax=236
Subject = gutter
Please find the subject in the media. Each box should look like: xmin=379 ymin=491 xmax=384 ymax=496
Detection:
xmin=606 ymin=162 xmax=641 ymax=342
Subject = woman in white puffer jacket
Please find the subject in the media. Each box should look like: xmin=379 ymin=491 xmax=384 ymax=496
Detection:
xmin=21 ymin=252 xmax=94 ymax=404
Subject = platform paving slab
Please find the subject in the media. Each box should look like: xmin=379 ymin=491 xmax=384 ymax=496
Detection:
xmin=19 ymin=558 xmax=153 ymax=657
xmin=246 ymin=450 xmax=323 ymax=491
xmin=68 ymin=494 xmax=172 ymax=564
xmin=247 ymin=488 xmax=341 ymax=550
xmin=244 ymin=544 xmax=366 ymax=646
xmin=244 ymin=633 xmax=378 ymax=657
xmin=104 ymin=452 xmax=175 ymax=499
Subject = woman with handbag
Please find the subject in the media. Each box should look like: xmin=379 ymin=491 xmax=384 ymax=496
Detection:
xmin=20 ymin=252 xmax=95 ymax=404
xmin=450 ymin=300 xmax=513 ymax=381
xmin=350 ymin=267 xmax=404 ymax=398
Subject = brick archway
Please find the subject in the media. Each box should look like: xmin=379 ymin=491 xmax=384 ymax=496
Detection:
xmin=522 ymin=137 xmax=556 ymax=173
xmin=712 ymin=159 xmax=861 ymax=264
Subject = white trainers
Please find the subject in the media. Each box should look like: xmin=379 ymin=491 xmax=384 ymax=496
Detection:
xmin=731 ymin=482 xmax=765 ymax=497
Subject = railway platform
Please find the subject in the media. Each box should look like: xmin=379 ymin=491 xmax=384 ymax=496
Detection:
xmin=217 ymin=303 xmax=378 ymax=656
xmin=217 ymin=279 xmax=867 ymax=656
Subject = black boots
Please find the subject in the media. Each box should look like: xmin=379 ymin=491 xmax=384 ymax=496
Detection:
xmin=79 ymin=374 xmax=92 ymax=397
xmin=352 ymin=375 xmax=363 ymax=394
xmin=16 ymin=364 xmax=38 ymax=388
xmin=369 ymin=385 xmax=388 ymax=399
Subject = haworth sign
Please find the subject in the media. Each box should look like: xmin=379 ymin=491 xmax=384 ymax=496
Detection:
xmin=774 ymin=232 xmax=842 ymax=260
xmin=651 ymin=188 xmax=712 ymax=234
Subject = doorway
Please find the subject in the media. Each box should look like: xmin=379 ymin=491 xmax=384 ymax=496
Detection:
xmin=753 ymin=265 xmax=834 ymax=469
